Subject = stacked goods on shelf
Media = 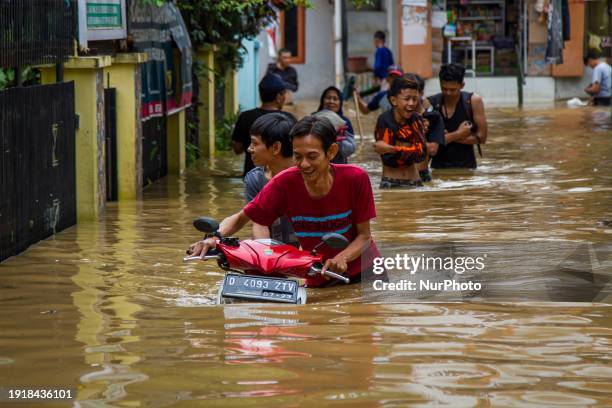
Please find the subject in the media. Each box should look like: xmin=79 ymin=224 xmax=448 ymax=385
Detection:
xmin=449 ymin=0 xmax=505 ymax=41
xmin=495 ymin=49 xmax=517 ymax=76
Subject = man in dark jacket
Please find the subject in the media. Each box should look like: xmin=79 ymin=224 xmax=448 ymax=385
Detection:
xmin=267 ymin=48 xmax=298 ymax=104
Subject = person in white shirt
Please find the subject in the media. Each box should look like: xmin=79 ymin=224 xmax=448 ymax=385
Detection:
xmin=584 ymin=49 xmax=611 ymax=106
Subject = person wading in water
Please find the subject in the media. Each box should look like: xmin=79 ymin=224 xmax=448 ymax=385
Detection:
xmin=425 ymin=63 xmax=488 ymax=169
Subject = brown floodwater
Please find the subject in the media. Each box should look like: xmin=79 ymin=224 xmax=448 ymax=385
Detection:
xmin=0 ymin=103 xmax=611 ymax=407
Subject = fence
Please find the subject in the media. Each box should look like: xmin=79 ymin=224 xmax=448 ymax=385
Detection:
xmin=0 ymin=82 xmax=76 ymax=262
xmin=0 ymin=0 xmax=75 ymax=69
xmin=142 ymin=116 xmax=167 ymax=186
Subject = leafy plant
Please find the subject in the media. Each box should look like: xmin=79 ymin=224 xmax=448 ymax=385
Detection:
xmin=215 ymin=111 xmax=240 ymax=152
xmin=0 ymin=67 xmax=41 ymax=90
xmin=142 ymin=0 xmax=374 ymax=73
xmin=186 ymin=142 xmax=200 ymax=168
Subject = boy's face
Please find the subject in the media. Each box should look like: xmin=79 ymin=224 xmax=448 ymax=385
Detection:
xmin=279 ymin=51 xmax=291 ymax=68
xmin=293 ymin=134 xmax=338 ymax=182
xmin=440 ymin=80 xmax=464 ymax=99
xmin=373 ymin=37 xmax=383 ymax=48
xmin=390 ymin=88 xmax=420 ymax=120
xmin=248 ymin=134 xmax=277 ymax=167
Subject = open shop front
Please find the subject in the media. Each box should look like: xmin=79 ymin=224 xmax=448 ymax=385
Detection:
xmin=398 ymin=0 xmax=587 ymax=82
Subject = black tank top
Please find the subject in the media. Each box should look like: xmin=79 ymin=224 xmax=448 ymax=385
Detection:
xmin=428 ymin=92 xmax=477 ymax=169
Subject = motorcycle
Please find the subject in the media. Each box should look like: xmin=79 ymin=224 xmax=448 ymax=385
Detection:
xmin=184 ymin=217 xmax=351 ymax=304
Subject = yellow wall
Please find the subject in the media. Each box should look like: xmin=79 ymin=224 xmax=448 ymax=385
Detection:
xmin=196 ymin=48 xmax=216 ymax=159
xmin=104 ymin=57 xmax=144 ymax=200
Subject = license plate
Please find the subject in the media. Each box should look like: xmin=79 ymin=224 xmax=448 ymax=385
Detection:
xmin=221 ymin=274 xmax=299 ymax=303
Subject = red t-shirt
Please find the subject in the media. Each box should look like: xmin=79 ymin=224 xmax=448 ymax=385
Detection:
xmin=243 ymin=164 xmax=380 ymax=286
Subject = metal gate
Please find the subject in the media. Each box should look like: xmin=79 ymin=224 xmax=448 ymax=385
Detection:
xmin=104 ymin=88 xmax=118 ymax=201
xmin=0 ymin=82 xmax=76 ymax=262
xmin=142 ymin=116 xmax=167 ymax=186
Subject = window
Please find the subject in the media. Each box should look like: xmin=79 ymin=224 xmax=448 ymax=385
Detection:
xmin=280 ymin=6 xmax=305 ymax=64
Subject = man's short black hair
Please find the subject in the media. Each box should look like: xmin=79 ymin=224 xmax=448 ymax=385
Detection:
xmin=584 ymin=48 xmax=601 ymax=65
xmin=406 ymin=73 xmax=425 ymax=92
xmin=250 ymin=112 xmax=297 ymax=158
xmin=289 ymin=115 xmax=337 ymax=153
xmin=259 ymin=73 xmax=287 ymax=103
xmin=374 ymin=31 xmax=386 ymax=42
xmin=278 ymin=48 xmax=292 ymax=56
xmin=389 ymin=76 xmax=419 ymax=97
xmin=439 ymin=63 xmax=466 ymax=83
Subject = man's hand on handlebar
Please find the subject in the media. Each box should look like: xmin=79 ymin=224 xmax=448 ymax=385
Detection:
xmin=321 ymin=254 xmax=348 ymax=277
xmin=186 ymin=237 xmax=219 ymax=259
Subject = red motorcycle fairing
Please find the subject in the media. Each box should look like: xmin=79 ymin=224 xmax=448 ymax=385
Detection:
xmin=218 ymin=239 xmax=322 ymax=279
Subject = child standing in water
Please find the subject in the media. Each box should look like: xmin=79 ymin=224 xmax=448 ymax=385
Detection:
xmin=373 ymin=76 xmax=427 ymax=188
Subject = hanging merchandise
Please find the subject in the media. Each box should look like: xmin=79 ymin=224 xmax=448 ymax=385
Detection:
xmin=130 ymin=1 xmax=193 ymax=120
xmin=561 ymin=0 xmax=570 ymax=42
xmin=536 ymin=0 xmax=550 ymax=24
xmin=545 ymin=0 xmax=564 ymax=64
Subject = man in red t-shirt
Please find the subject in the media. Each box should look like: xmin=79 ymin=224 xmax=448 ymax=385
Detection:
xmin=188 ymin=116 xmax=380 ymax=287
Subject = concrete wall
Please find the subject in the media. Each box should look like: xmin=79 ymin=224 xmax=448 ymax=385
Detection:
xmin=555 ymin=67 xmax=591 ymax=100
xmin=347 ymin=10 xmax=386 ymax=67
xmin=258 ymin=0 xmax=335 ymax=101
xmin=424 ymin=76 xmax=557 ymax=107
xmin=238 ymin=38 xmax=261 ymax=111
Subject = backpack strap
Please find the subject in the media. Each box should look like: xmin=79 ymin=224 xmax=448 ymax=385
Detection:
xmin=461 ymin=91 xmax=483 ymax=158
xmin=462 ymin=91 xmax=474 ymax=122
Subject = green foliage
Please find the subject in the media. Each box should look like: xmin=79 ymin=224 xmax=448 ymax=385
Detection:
xmin=215 ymin=111 xmax=240 ymax=152
xmin=141 ymin=0 xmax=375 ymax=72
xmin=0 ymin=69 xmax=15 ymax=90
xmin=186 ymin=142 xmax=200 ymax=168
xmin=177 ymin=0 xmax=312 ymax=72
xmin=0 ymin=67 xmax=41 ymax=90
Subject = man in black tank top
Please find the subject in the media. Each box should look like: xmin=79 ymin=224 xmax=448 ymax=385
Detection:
xmin=426 ymin=63 xmax=488 ymax=169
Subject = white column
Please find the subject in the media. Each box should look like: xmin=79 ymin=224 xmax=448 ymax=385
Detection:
xmin=334 ymin=0 xmax=343 ymax=88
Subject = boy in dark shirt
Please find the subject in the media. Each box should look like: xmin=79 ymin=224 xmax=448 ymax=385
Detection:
xmin=373 ymin=76 xmax=427 ymax=188
xmin=244 ymin=112 xmax=298 ymax=246
xmin=231 ymin=73 xmax=289 ymax=177
xmin=425 ymin=63 xmax=488 ymax=169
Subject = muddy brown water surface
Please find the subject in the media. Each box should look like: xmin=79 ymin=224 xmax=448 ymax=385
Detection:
xmin=1 ymin=104 xmax=611 ymax=407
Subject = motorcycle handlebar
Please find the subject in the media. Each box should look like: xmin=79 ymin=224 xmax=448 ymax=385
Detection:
xmin=183 ymin=254 xmax=219 ymax=262
xmin=310 ymin=266 xmax=350 ymax=284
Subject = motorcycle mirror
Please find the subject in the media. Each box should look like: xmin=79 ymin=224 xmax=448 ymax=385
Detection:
xmin=321 ymin=233 xmax=349 ymax=250
xmin=193 ymin=217 xmax=219 ymax=233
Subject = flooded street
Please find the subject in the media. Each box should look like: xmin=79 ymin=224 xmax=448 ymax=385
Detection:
xmin=1 ymin=104 xmax=611 ymax=407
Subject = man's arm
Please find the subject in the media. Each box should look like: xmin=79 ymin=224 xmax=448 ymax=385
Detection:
xmin=471 ymin=94 xmax=487 ymax=144
xmin=321 ymin=221 xmax=372 ymax=275
xmin=586 ymin=67 xmax=603 ymax=95
xmin=585 ymin=82 xmax=601 ymax=95
xmin=354 ymin=86 xmax=371 ymax=114
xmin=427 ymin=142 xmax=439 ymax=156
xmin=455 ymin=94 xmax=488 ymax=145
xmin=287 ymin=67 xmax=299 ymax=92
